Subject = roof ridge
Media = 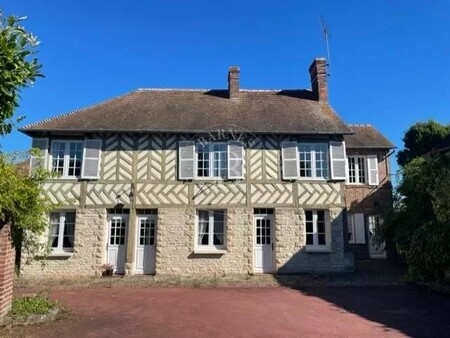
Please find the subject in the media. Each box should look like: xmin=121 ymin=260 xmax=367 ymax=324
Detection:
xmin=348 ymin=124 xmax=373 ymax=127
xmin=137 ymin=88 xmax=309 ymax=93
xmin=21 ymin=90 xmax=137 ymax=130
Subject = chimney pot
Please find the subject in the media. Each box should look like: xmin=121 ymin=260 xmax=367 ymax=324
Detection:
xmin=309 ymin=58 xmax=328 ymax=101
xmin=228 ymin=66 xmax=240 ymax=100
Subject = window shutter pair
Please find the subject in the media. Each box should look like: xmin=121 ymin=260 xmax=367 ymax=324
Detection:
xmin=178 ymin=141 xmax=244 ymax=180
xmin=29 ymin=138 xmax=102 ymax=179
xmin=280 ymin=141 xmax=346 ymax=180
xmin=29 ymin=138 xmax=49 ymax=175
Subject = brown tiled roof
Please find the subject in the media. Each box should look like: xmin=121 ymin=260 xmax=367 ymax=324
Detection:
xmin=20 ymin=89 xmax=352 ymax=135
xmin=344 ymin=125 xmax=395 ymax=149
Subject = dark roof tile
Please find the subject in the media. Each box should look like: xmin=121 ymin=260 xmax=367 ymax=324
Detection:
xmin=344 ymin=125 xmax=394 ymax=149
xmin=21 ymin=89 xmax=352 ymax=135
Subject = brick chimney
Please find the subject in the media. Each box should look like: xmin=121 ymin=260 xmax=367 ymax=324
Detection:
xmin=309 ymin=58 xmax=328 ymax=101
xmin=228 ymin=66 xmax=240 ymax=100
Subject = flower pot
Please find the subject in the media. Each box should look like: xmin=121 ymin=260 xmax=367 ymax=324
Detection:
xmin=102 ymin=269 xmax=114 ymax=277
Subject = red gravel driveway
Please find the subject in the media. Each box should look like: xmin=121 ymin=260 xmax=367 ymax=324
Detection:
xmin=13 ymin=286 xmax=450 ymax=337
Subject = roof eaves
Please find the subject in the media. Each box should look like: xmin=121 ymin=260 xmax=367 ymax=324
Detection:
xmin=20 ymin=90 xmax=137 ymax=131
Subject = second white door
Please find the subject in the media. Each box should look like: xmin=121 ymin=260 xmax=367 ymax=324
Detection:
xmin=253 ymin=215 xmax=274 ymax=273
xmin=135 ymin=215 xmax=156 ymax=274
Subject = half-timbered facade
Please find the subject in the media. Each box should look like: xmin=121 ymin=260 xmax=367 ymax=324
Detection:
xmin=19 ymin=58 xmax=393 ymax=277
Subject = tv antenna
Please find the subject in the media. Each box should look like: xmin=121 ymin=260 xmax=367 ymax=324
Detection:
xmin=320 ymin=16 xmax=331 ymax=77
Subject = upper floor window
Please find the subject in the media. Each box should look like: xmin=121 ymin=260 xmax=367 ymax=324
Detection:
xmin=197 ymin=143 xmax=227 ymax=179
xmin=51 ymin=141 xmax=83 ymax=178
xmin=347 ymin=156 xmax=366 ymax=184
xmin=346 ymin=155 xmax=379 ymax=186
xmin=282 ymin=141 xmax=342 ymax=180
xmin=179 ymin=141 xmax=244 ymax=180
xmin=299 ymin=143 xmax=329 ymax=179
xmin=49 ymin=211 xmax=76 ymax=252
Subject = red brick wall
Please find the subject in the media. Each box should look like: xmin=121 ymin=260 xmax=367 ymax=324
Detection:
xmin=345 ymin=149 xmax=393 ymax=215
xmin=0 ymin=224 xmax=15 ymax=319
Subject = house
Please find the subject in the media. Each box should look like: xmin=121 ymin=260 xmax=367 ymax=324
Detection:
xmin=343 ymin=125 xmax=395 ymax=259
xmin=19 ymin=58 xmax=394 ymax=277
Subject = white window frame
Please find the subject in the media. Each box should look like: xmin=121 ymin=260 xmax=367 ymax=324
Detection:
xmin=298 ymin=143 xmax=329 ymax=180
xmin=195 ymin=142 xmax=228 ymax=180
xmin=304 ymin=210 xmax=331 ymax=252
xmin=347 ymin=155 xmax=367 ymax=185
xmin=49 ymin=140 xmax=84 ymax=179
xmin=368 ymin=215 xmax=382 ymax=235
xmin=49 ymin=211 xmax=76 ymax=254
xmin=194 ymin=210 xmax=227 ymax=254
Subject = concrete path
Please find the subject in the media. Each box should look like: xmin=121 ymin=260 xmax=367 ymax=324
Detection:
xmin=8 ymin=285 xmax=450 ymax=337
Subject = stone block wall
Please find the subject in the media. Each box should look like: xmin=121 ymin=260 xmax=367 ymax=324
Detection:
xmin=155 ymin=207 xmax=253 ymax=275
xmin=276 ymin=207 xmax=354 ymax=273
xmin=0 ymin=224 xmax=14 ymax=320
xmin=20 ymin=208 xmax=106 ymax=277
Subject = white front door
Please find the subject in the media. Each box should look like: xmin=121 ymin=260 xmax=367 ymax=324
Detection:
xmin=107 ymin=215 xmax=128 ymax=274
xmin=368 ymin=215 xmax=386 ymax=259
xmin=135 ymin=215 xmax=156 ymax=274
xmin=253 ymin=215 xmax=274 ymax=273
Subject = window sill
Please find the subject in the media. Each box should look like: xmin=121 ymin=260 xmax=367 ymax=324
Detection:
xmin=193 ymin=247 xmax=227 ymax=255
xmin=48 ymin=251 xmax=73 ymax=258
xmin=305 ymin=247 xmax=332 ymax=253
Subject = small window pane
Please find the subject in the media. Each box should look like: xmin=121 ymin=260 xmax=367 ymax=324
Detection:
xmin=306 ymin=234 xmax=314 ymax=245
xmin=318 ymin=234 xmax=326 ymax=245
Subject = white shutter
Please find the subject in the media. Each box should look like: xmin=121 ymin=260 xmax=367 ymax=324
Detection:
xmin=228 ymin=141 xmax=244 ymax=179
xmin=330 ymin=141 xmax=346 ymax=180
xmin=178 ymin=141 xmax=195 ymax=179
xmin=367 ymin=155 xmax=379 ymax=186
xmin=82 ymin=139 xmax=102 ymax=179
xmin=347 ymin=214 xmax=355 ymax=243
xmin=354 ymin=213 xmax=366 ymax=244
xmin=281 ymin=141 xmax=299 ymax=180
xmin=29 ymin=138 xmax=49 ymax=175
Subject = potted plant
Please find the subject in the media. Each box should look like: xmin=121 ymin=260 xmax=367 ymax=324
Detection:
xmin=100 ymin=263 xmax=114 ymax=277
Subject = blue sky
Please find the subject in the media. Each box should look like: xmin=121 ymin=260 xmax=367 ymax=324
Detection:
xmin=2 ymin=1 xmax=449 ymax=175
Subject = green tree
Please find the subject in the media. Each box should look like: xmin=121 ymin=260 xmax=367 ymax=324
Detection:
xmin=0 ymin=11 xmax=43 ymax=135
xmin=383 ymin=121 xmax=450 ymax=281
xmin=0 ymin=152 xmax=53 ymax=252
xmin=397 ymin=121 xmax=450 ymax=166
xmin=0 ymin=11 xmax=48 ymax=266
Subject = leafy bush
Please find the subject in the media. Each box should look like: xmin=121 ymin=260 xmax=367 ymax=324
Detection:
xmin=382 ymin=128 xmax=450 ymax=281
xmin=9 ymin=294 xmax=57 ymax=317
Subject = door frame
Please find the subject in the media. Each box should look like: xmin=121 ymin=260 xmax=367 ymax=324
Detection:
xmin=106 ymin=213 xmax=129 ymax=274
xmin=135 ymin=214 xmax=157 ymax=275
xmin=253 ymin=213 xmax=275 ymax=273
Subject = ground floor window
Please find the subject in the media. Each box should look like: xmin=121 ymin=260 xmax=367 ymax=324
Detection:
xmin=49 ymin=211 xmax=76 ymax=252
xmin=305 ymin=210 xmax=330 ymax=250
xmin=197 ymin=210 xmax=225 ymax=248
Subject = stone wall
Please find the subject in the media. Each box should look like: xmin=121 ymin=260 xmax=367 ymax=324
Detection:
xmin=0 ymin=224 xmax=14 ymax=320
xmin=276 ymin=207 xmax=354 ymax=273
xmin=20 ymin=208 xmax=106 ymax=278
xmin=155 ymin=208 xmax=253 ymax=275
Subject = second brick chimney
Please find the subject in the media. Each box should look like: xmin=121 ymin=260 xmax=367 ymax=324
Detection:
xmin=309 ymin=58 xmax=328 ymax=101
xmin=228 ymin=66 xmax=240 ymax=100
